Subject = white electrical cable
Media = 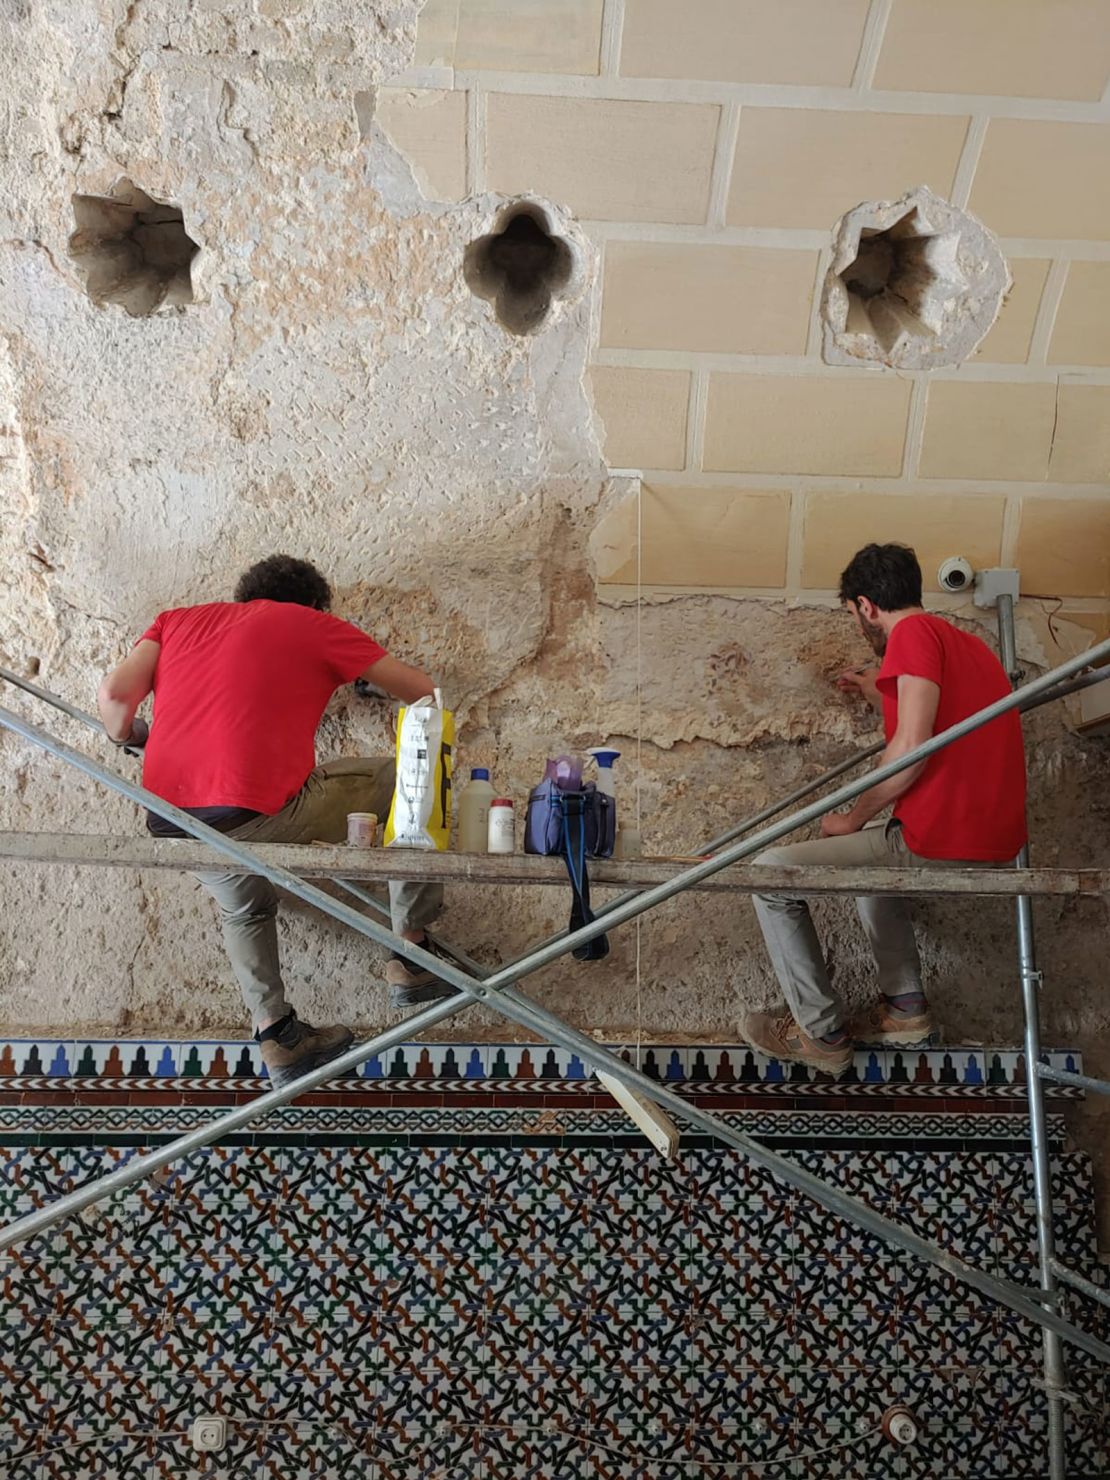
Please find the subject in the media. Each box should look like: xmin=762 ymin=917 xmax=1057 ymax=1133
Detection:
xmin=634 ymin=472 xmax=644 ymax=1072
xmin=0 ymin=1427 xmax=190 ymax=1470
xmin=437 ymin=1417 xmax=885 ymax=1473
xmin=0 ymin=1417 xmax=885 ymax=1476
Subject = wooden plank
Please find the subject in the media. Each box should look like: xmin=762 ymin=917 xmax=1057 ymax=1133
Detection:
xmin=0 ymin=832 xmax=1106 ymax=897
xmin=596 ymin=1071 xmax=681 ymax=1159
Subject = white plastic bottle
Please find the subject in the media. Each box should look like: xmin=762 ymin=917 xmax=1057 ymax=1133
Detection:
xmin=487 ymin=799 xmax=515 ymax=854
xmin=586 ymin=747 xmax=620 ymax=799
xmin=456 ymin=767 xmax=495 ymax=852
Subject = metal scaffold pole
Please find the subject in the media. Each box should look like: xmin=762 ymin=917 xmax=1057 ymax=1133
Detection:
xmin=2 ymin=636 xmax=1110 ymax=1382
xmin=996 ymin=592 xmax=1067 ymax=1480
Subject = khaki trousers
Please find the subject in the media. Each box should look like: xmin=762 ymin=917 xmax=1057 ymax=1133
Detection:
xmin=194 ymin=757 xmax=443 ymax=1029
xmin=752 ymin=820 xmax=998 ymax=1040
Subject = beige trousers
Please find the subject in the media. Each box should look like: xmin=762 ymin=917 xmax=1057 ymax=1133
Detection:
xmin=194 ymin=757 xmax=444 ymax=1029
xmin=752 ymin=819 xmax=997 ymax=1040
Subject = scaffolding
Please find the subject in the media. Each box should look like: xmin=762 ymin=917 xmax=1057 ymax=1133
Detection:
xmin=1 ymin=626 xmax=1109 ymax=1480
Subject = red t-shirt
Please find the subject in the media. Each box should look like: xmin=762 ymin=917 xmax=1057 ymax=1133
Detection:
xmin=877 ymin=613 xmax=1026 ymax=861
xmin=137 ymin=601 xmax=385 ymax=814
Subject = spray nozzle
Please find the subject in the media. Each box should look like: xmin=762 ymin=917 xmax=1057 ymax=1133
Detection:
xmin=586 ymin=747 xmax=621 ymax=769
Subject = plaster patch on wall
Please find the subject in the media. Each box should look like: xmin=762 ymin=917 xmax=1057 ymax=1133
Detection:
xmin=821 ymin=185 xmax=1010 ymax=370
xmin=68 ymin=180 xmax=199 ymax=316
xmin=353 ymin=89 xmax=377 ymax=141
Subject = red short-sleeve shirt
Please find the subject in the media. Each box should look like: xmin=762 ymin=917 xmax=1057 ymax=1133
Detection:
xmin=876 ymin=613 xmax=1026 ymax=861
xmin=137 ymin=601 xmax=385 ymax=814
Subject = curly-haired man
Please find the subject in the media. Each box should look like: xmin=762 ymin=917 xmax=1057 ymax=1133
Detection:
xmin=97 ymin=555 xmax=456 ymax=1086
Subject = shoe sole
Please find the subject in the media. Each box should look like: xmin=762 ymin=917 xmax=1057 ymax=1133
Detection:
xmin=743 ymin=1038 xmax=854 ymax=1079
xmin=267 ymin=1031 xmax=354 ymax=1090
xmin=854 ymin=1027 xmax=939 ymax=1048
xmin=389 ymin=981 xmax=460 ymax=1010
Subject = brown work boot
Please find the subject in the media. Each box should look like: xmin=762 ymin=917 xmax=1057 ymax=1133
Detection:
xmin=740 ymin=1010 xmax=853 ymax=1078
xmin=258 ymin=1012 xmax=353 ymax=1089
xmin=847 ymin=998 xmax=935 ymax=1048
xmin=385 ymin=936 xmax=460 ymax=1010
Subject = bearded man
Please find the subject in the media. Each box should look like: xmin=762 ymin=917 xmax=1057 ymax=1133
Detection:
xmin=741 ymin=543 xmax=1026 ymax=1076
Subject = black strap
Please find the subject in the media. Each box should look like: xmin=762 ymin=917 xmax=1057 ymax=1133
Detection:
xmin=561 ymin=794 xmax=609 ymax=963
xmin=255 ymin=1009 xmax=296 ymax=1044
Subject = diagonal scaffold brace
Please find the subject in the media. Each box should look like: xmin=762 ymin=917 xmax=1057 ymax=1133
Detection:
xmin=1 ymin=636 xmax=1110 ymax=1368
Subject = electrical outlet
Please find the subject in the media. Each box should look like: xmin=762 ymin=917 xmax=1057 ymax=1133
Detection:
xmin=191 ymin=1417 xmax=227 ymax=1453
xmin=881 ymin=1405 xmax=920 ymax=1446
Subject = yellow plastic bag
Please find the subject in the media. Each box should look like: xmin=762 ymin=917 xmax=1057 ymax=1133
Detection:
xmin=384 ymin=688 xmax=454 ymax=851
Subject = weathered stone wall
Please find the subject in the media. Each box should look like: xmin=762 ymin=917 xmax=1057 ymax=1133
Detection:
xmin=0 ymin=0 xmax=1107 ymax=1225
xmin=0 ymin=0 xmax=602 ymax=1030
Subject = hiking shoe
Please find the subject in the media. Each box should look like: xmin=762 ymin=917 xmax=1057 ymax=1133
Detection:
xmin=847 ymin=998 xmax=935 ymax=1048
xmin=385 ymin=936 xmax=459 ymax=1010
xmin=740 ymin=1010 xmax=853 ymax=1078
xmin=259 ymin=1015 xmax=353 ymax=1089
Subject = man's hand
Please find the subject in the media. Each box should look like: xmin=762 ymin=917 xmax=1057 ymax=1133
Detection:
xmin=836 ymin=665 xmax=882 ymax=709
xmin=354 ymin=677 xmax=390 ymax=702
xmin=110 ymin=716 xmax=149 ymax=749
xmin=820 ymin=811 xmax=861 ymax=838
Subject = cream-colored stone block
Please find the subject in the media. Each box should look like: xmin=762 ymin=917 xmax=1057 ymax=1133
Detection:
xmin=620 ymin=0 xmax=871 ymax=86
xmin=1016 ymin=499 xmax=1110 ymax=598
xmin=487 ymin=95 xmax=719 ymax=223
xmin=1047 ymin=384 xmax=1110 ymax=484
xmin=454 ymin=0 xmax=603 ymax=74
xmin=703 ymin=374 xmax=912 ymax=477
xmin=589 ymin=366 xmax=690 ymax=470
xmin=973 ymin=258 xmax=1050 ymax=365
xmin=600 ymin=243 xmax=817 ymax=355
xmin=412 ymin=0 xmax=460 ymax=67
xmin=376 ymin=89 xmax=468 ymax=201
xmin=1054 ymin=607 xmax=1110 ymax=644
xmin=1049 ymin=262 xmax=1110 ymax=366
xmin=970 ymin=121 xmax=1110 ymax=241
xmin=601 ymin=484 xmax=791 ymax=587
xmin=800 ymin=492 xmax=1005 ymax=591
xmin=875 ymin=0 xmax=1110 ymax=101
xmin=727 ymin=109 xmax=968 ymax=231
xmin=919 ymin=382 xmax=1057 ymax=481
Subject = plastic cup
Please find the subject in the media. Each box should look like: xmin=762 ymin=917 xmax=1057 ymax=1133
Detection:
xmin=347 ymin=812 xmax=378 ymax=848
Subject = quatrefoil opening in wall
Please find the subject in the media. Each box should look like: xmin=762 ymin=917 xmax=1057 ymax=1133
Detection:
xmin=464 ymin=200 xmax=584 ymax=336
xmin=68 ymin=179 xmax=200 ymax=317
xmin=821 ymin=185 xmax=1010 ymax=371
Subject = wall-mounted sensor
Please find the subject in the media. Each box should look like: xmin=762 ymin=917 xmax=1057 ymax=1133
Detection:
xmin=938 ymin=556 xmax=975 ymax=593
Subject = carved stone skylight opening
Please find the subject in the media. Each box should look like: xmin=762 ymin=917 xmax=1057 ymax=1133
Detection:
xmin=68 ymin=180 xmax=199 ymax=317
xmin=464 ymin=201 xmax=577 ymax=336
xmin=821 ymin=185 xmax=1009 ymax=370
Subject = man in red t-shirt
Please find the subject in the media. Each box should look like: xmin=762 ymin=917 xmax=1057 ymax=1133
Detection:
xmin=97 ymin=555 xmax=459 ymax=1087
xmin=741 ymin=543 xmax=1026 ymax=1077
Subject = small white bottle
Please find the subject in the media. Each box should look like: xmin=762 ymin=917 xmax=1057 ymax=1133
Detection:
xmin=487 ymin=798 xmax=515 ymax=854
xmin=456 ymin=767 xmax=495 ymax=853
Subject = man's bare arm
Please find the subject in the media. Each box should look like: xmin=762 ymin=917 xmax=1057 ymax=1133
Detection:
xmin=822 ymin=674 xmax=940 ymax=835
xmin=97 ymin=640 xmax=160 ymax=743
xmin=359 ymin=654 xmax=436 ymax=706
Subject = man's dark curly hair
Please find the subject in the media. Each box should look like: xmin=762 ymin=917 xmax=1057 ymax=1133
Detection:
xmin=233 ymin=555 xmax=332 ymax=611
xmin=838 ymin=543 xmax=922 ymax=612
